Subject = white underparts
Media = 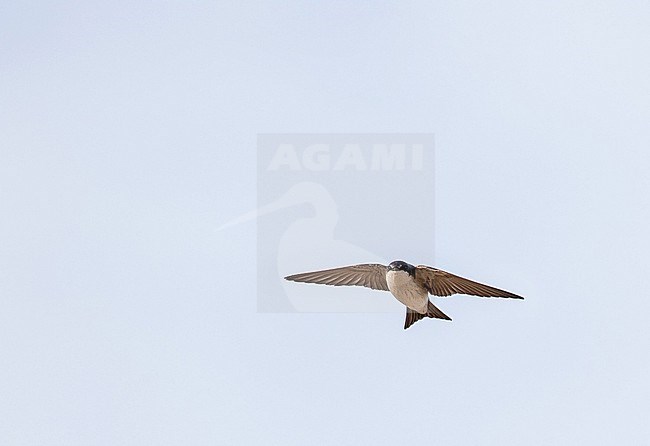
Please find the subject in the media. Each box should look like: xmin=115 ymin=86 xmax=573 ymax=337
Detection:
xmin=386 ymin=270 xmax=429 ymax=314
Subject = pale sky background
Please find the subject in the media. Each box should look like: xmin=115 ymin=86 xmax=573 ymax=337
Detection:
xmin=1 ymin=2 xmax=650 ymax=445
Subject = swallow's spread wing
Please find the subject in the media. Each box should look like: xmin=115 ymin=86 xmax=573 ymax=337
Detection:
xmin=414 ymin=266 xmax=523 ymax=299
xmin=285 ymin=264 xmax=389 ymax=291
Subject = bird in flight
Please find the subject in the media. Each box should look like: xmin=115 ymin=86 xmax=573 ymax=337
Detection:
xmin=285 ymin=260 xmax=523 ymax=329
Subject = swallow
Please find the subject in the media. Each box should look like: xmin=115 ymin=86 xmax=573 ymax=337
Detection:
xmin=285 ymin=260 xmax=523 ymax=329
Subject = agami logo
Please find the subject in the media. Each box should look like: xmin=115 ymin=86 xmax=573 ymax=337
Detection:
xmin=222 ymin=133 xmax=437 ymax=313
xmin=267 ymin=143 xmax=424 ymax=171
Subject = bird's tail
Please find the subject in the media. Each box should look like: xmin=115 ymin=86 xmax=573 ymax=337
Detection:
xmin=404 ymin=302 xmax=452 ymax=329
xmin=427 ymin=301 xmax=452 ymax=321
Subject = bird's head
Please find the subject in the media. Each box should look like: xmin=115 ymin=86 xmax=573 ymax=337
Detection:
xmin=388 ymin=260 xmax=415 ymax=275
